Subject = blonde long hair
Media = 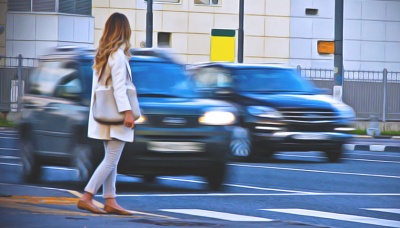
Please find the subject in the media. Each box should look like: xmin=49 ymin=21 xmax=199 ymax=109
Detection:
xmin=93 ymin=12 xmax=131 ymax=76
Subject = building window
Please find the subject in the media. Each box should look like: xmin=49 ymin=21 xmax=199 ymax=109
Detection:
xmin=33 ymin=0 xmax=55 ymax=12
xmin=8 ymin=0 xmax=31 ymax=11
xmin=194 ymin=0 xmax=219 ymax=5
xmin=59 ymin=0 xmax=92 ymax=16
xmin=8 ymin=0 xmax=92 ymax=16
xmin=158 ymin=32 xmax=171 ymax=48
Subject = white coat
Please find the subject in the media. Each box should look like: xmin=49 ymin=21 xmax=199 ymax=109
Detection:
xmin=87 ymin=48 xmax=134 ymax=142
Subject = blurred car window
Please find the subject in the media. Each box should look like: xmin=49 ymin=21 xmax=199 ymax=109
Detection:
xmin=130 ymin=62 xmax=195 ymax=98
xmin=234 ymin=69 xmax=315 ymax=93
xmin=194 ymin=67 xmax=232 ymax=88
xmin=29 ymin=61 xmax=79 ymax=96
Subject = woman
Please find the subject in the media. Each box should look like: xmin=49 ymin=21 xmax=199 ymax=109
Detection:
xmin=77 ymin=12 xmax=135 ymax=215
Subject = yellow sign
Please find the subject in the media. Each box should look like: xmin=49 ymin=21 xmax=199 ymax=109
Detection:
xmin=210 ymin=29 xmax=236 ymax=62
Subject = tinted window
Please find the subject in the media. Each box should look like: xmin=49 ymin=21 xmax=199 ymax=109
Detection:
xmin=130 ymin=62 xmax=195 ymax=98
xmin=234 ymin=68 xmax=315 ymax=93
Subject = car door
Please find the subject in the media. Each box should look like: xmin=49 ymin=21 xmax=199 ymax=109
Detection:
xmin=28 ymin=60 xmax=84 ymax=159
xmin=42 ymin=61 xmax=87 ymax=158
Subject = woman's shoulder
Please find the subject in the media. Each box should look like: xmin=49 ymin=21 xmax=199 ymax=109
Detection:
xmin=108 ymin=48 xmax=126 ymax=64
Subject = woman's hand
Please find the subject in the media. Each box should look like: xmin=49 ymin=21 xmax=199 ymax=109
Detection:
xmin=124 ymin=110 xmax=135 ymax=129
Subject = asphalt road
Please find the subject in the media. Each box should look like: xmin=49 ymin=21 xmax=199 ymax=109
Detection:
xmin=0 ymin=130 xmax=399 ymax=228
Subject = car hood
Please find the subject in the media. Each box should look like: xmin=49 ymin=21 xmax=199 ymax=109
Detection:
xmin=138 ymin=97 xmax=236 ymax=115
xmin=239 ymin=92 xmax=339 ymax=110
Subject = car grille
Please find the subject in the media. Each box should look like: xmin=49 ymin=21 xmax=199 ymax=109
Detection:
xmin=280 ymin=108 xmax=338 ymax=123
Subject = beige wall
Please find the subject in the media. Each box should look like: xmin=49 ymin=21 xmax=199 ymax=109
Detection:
xmin=0 ymin=0 xmax=7 ymax=64
xmin=92 ymin=0 xmax=291 ymax=64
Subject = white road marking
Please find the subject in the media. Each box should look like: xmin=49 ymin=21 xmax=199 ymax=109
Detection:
xmin=228 ymin=163 xmax=400 ymax=179
xmin=0 ymin=147 xmax=18 ymax=151
xmin=0 ymin=136 xmax=18 ymax=139
xmin=262 ymin=209 xmax=400 ymax=228
xmin=0 ymin=162 xmax=76 ymax=172
xmin=161 ymin=209 xmax=272 ymax=222
xmin=0 ymin=162 xmax=21 ymax=166
xmin=114 ymin=193 xmax=400 ymax=197
xmin=0 ymin=132 xmax=17 ymax=134
xmin=0 ymin=155 xmax=20 ymax=159
xmin=160 ymin=177 xmax=315 ymax=194
xmin=364 ymin=208 xmax=400 ymax=214
xmin=277 ymin=154 xmax=400 ymax=164
xmin=370 ymin=145 xmax=387 ymax=152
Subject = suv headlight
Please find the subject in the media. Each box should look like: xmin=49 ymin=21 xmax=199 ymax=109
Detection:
xmin=336 ymin=104 xmax=355 ymax=119
xmin=247 ymin=106 xmax=283 ymax=118
xmin=199 ymin=111 xmax=236 ymax=125
xmin=135 ymin=115 xmax=147 ymax=124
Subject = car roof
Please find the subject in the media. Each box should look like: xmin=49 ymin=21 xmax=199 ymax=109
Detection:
xmin=189 ymin=62 xmax=296 ymax=71
xmin=39 ymin=46 xmax=183 ymax=65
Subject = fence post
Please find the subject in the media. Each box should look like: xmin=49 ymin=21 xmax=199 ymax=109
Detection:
xmin=382 ymin=68 xmax=387 ymax=123
xmin=297 ymin=65 xmax=301 ymax=75
xmin=17 ymin=54 xmax=22 ymax=112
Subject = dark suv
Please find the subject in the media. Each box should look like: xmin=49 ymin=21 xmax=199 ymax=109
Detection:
xmin=189 ymin=63 xmax=354 ymax=162
xmin=19 ymin=47 xmax=237 ymax=190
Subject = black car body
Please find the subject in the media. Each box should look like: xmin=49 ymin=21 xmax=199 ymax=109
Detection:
xmin=189 ymin=63 xmax=354 ymax=162
xmin=19 ymin=47 xmax=237 ymax=190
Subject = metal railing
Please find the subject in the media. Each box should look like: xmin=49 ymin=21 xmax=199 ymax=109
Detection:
xmin=297 ymin=66 xmax=400 ymax=122
xmin=0 ymin=55 xmax=38 ymax=112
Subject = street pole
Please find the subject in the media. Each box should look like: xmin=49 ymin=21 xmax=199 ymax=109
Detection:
xmin=146 ymin=0 xmax=153 ymax=48
xmin=334 ymin=0 xmax=344 ymax=87
xmin=238 ymin=0 xmax=244 ymax=63
xmin=17 ymin=54 xmax=22 ymax=112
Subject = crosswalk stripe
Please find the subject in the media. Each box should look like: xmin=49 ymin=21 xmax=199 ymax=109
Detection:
xmin=262 ymin=209 xmax=400 ymax=228
xmin=160 ymin=209 xmax=272 ymax=222
xmin=364 ymin=208 xmax=400 ymax=214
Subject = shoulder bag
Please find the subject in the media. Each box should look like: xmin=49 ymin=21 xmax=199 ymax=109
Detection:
xmin=92 ymin=68 xmax=141 ymax=125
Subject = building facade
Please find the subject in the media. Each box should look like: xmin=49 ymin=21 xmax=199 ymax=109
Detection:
xmin=2 ymin=0 xmax=400 ymax=71
xmin=4 ymin=0 xmax=94 ymax=60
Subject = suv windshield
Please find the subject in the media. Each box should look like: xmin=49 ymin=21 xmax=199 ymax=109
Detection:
xmin=234 ymin=68 xmax=315 ymax=93
xmin=130 ymin=62 xmax=195 ymax=98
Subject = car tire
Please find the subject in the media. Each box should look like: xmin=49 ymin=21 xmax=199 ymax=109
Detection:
xmin=206 ymin=163 xmax=226 ymax=191
xmin=73 ymin=144 xmax=94 ymax=184
xmin=324 ymin=145 xmax=343 ymax=163
xmin=20 ymin=139 xmax=41 ymax=183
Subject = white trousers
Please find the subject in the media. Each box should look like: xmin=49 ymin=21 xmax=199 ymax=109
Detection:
xmin=84 ymin=140 xmax=125 ymax=198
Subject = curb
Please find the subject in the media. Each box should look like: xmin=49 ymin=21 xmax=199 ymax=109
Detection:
xmin=344 ymin=144 xmax=400 ymax=152
xmin=353 ymin=135 xmax=400 ymax=140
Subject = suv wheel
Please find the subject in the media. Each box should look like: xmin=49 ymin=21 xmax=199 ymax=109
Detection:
xmin=20 ymin=140 xmax=41 ymax=183
xmin=230 ymin=127 xmax=253 ymax=161
xmin=206 ymin=163 xmax=226 ymax=191
xmin=73 ymin=144 xmax=94 ymax=183
xmin=324 ymin=145 xmax=343 ymax=163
